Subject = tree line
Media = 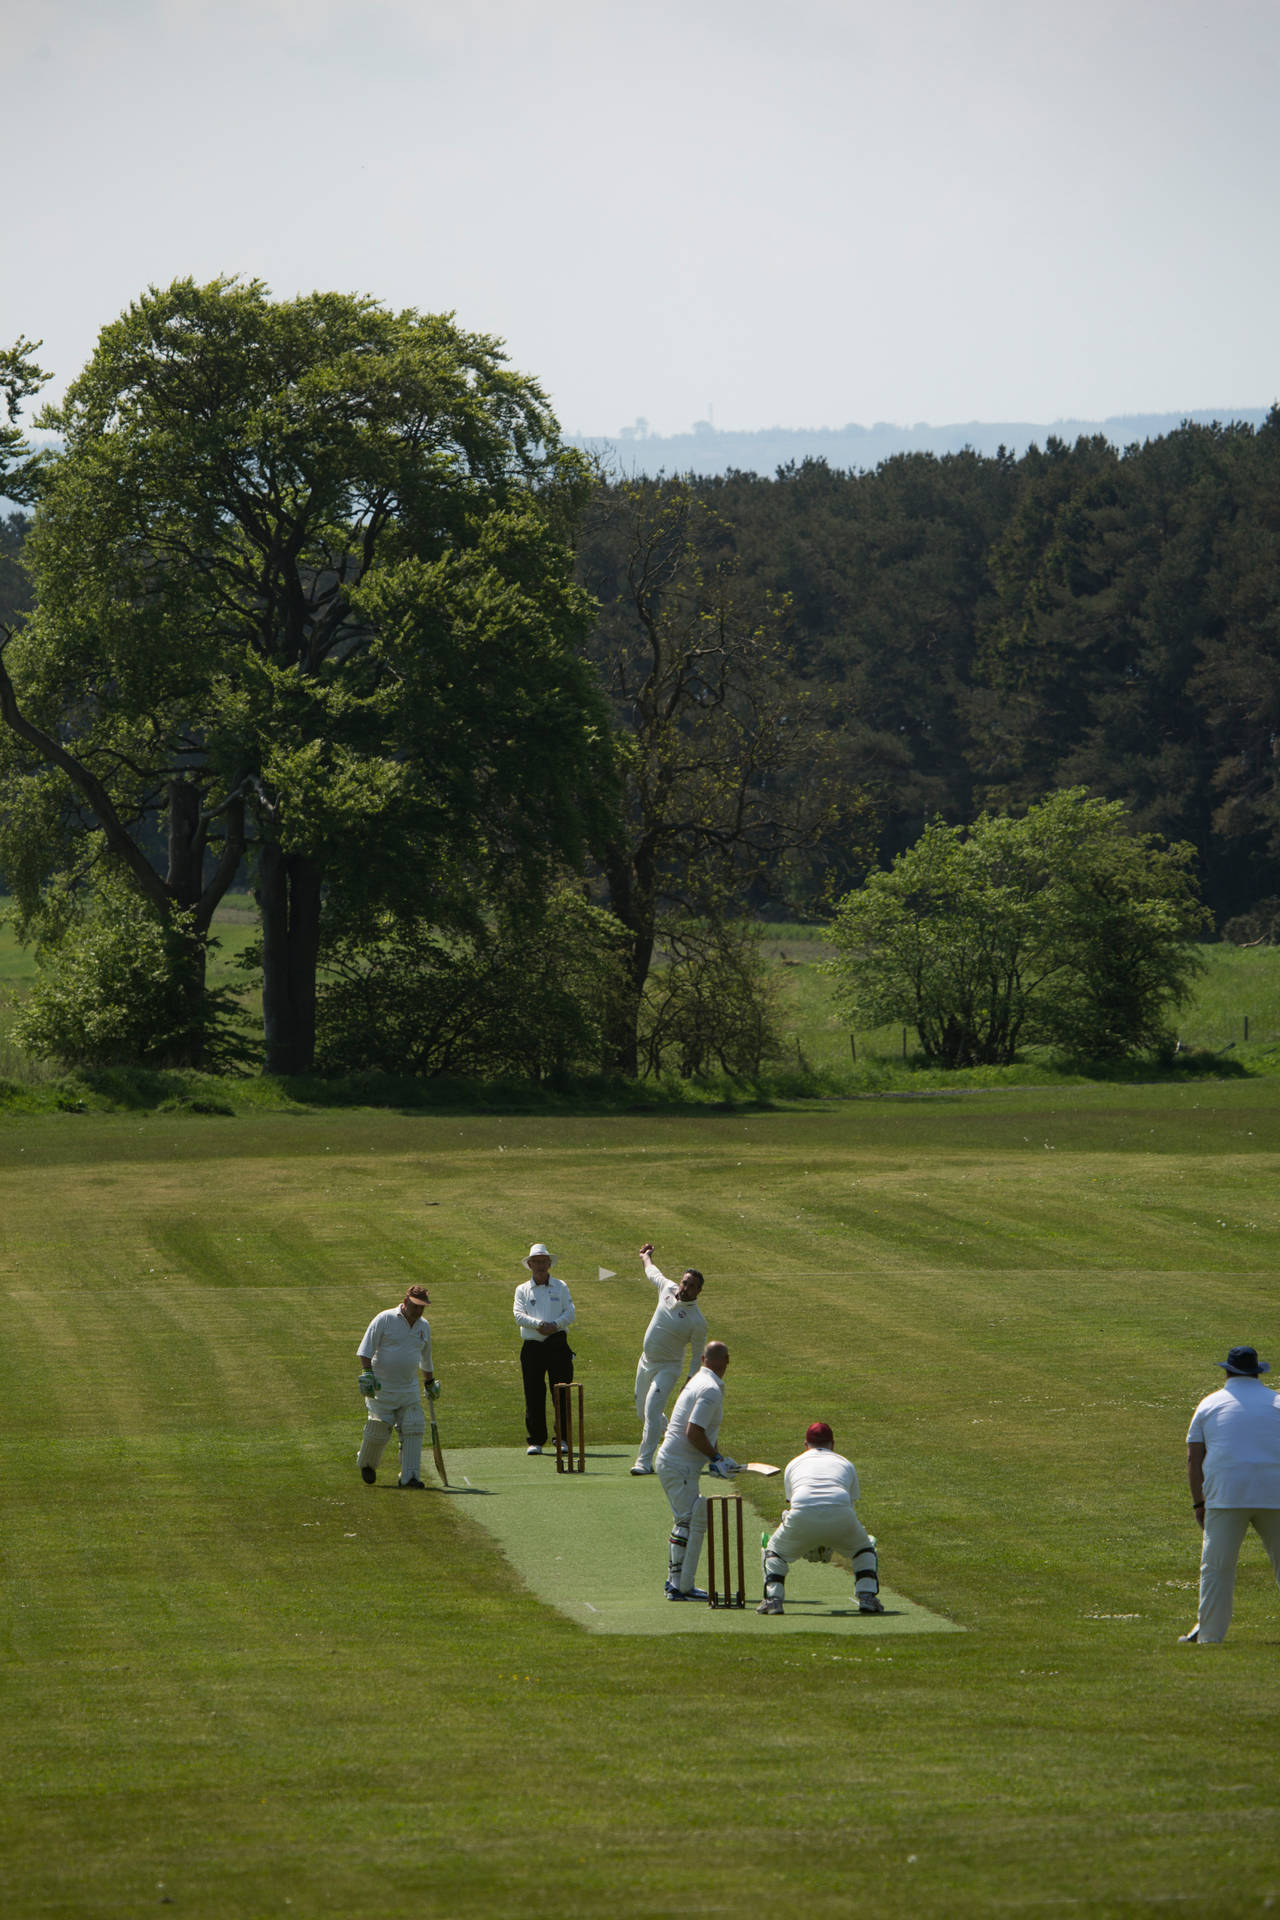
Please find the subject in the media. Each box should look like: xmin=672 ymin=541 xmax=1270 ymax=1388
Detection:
xmin=0 ymin=283 xmax=1273 ymax=1082
xmin=677 ymin=421 xmax=1280 ymax=931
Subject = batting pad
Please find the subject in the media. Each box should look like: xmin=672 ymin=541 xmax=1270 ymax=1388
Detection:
xmin=443 ymin=1448 xmax=962 ymax=1636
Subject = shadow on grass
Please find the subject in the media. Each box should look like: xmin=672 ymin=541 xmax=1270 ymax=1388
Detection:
xmin=0 ymin=1047 xmax=1257 ymax=1121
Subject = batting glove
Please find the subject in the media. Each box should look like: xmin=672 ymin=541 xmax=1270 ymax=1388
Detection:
xmin=425 ymin=1379 xmax=442 ymax=1400
xmin=358 ymin=1370 xmax=380 ymax=1396
xmin=708 ymin=1454 xmax=740 ymax=1478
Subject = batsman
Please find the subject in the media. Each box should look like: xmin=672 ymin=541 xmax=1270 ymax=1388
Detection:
xmin=655 ymin=1340 xmax=740 ymax=1599
xmin=355 ymin=1284 xmax=441 ymax=1490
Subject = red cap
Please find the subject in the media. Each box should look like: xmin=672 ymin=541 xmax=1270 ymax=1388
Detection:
xmin=805 ymin=1421 xmax=834 ymax=1448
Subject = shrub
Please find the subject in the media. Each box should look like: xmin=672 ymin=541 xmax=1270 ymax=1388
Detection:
xmin=315 ymin=888 xmax=630 ymax=1082
xmin=640 ymin=918 xmax=785 ymax=1080
xmin=14 ymin=881 xmax=254 ymax=1071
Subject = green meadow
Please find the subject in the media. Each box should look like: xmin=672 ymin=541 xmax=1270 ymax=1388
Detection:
xmin=3 ymin=1083 xmax=1280 ymax=1916
xmin=761 ymin=925 xmax=1280 ymax=1076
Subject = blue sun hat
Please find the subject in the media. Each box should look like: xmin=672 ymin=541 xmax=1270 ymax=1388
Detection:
xmin=1219 ymin=1346 xmax=1270 ymax=1376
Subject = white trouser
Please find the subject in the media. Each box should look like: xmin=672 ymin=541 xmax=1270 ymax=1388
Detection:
xmin=765 ymin=1504 xmax=878 ymax=1594
xmin=1196 ymin=1506 xmax=1280 ymax=1642
xmin=634 ymin=1357 xmax=681 ymax=1468
xmin=357 ymin=1388 xmax=425 ymax=1484
xmin=657 ymin=1456 xmax=706 ymax=1592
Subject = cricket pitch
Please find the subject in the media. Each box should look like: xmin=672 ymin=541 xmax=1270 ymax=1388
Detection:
xmin=440 ymin=1447 xmax=963 ymax=1636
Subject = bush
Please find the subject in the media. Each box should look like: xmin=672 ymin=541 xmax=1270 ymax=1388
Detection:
xmin=640 ymin=918 xmax=785 ymax=1079
xmin=1222 ymin=899 xmax=1280 ymax=946
xmin=314 ymin=888 xmax=630 ymax=1081
xmin=13 ymin=881 xmax=254 ymax=1071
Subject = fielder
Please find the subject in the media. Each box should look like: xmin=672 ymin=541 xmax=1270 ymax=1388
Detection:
xmin=355 ymin=1284 xmax=440 ymax=1490
xmin=655 ymin=1340 xmax=739 ymax=1599
xmin=631 ymin=1242 xmax=708 ymax=1476
xmin=1180 ymin=1344 xmax=1280 ymax=1644
xmin=757 ymin=1421 xmax=883 ymax=1616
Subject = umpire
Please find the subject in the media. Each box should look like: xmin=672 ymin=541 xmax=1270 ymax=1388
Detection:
xmin=513 ymin=1242 xmax=576 ymax=1455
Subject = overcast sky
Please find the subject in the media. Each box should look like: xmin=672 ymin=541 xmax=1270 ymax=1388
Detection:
xmin=6 ymin=0 xmax=1279 ymax=438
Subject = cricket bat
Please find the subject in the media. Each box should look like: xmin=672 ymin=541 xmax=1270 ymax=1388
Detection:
xmin=430 ymin=1408 xmax=448 ymax=1486
xmin=743 ymin=1461 xmax=781 ymax=1476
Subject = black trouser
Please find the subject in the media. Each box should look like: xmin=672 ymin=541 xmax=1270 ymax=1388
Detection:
xmin=521 ymin=1331 xmax=574 ymax=1445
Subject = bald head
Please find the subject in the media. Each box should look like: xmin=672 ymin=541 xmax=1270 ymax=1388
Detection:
xmin=703 ymin=1341 xmax=730 ymax=1378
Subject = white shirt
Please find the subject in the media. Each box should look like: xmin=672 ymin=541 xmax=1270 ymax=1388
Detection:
xmin=1188 ymin=1376 xmax=1280 ymax=1508
xmin=641 ymin=1258 xmax=708 ymax=1368
xmin=513 ymin=1275 xmax=576 ymax=1342
xmin=656 ymin=1365 xmax=725 ymax=1473
xmin=358 ymin=1309 xmax=433 ymax=1391
xmin=784 ymin=1447 xmax=860 ymax=1511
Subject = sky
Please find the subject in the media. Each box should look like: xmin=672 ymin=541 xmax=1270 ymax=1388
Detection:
xmin=6 ymin=0 xmax=1280 ymax=439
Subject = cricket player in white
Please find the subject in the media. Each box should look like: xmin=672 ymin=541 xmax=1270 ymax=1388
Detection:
xmin=758 ymin=1421 xmax=882 ymax=1616
xmin=1180 ymin=1344 xmax=1280 ymax=1644
xmin=631 ymin=1242 xmax=708 ymax=1476
xmin=356 ymin=1284 xmax=439 ymax=1489
xmin=655 ymin=1341 xmax=739 ymax=1598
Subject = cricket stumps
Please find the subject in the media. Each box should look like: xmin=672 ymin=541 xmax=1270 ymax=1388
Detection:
xmin=706 ymin=1493 xmax=746 ymax=1608
xmin=553 ymin=1380 xmax=586 ymax=1473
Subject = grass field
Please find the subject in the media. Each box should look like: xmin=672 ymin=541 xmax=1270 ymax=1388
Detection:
xmin=4 ymin=1083 xmax=1280 ymax=1916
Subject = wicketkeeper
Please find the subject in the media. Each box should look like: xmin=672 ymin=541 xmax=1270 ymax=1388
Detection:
xmin=758 ymin=1421 xmax=882 ymax=1616
xmin=355 ymin=1284 xmax=440 ymax=1490
xmin=655 ymin=1341 xmax=739 ymax=1599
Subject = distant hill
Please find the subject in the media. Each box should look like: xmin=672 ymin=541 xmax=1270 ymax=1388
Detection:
xmin=571 ymin=408 xmax=1276 ymax=478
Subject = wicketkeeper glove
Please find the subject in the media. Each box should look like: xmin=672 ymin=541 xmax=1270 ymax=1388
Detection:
xmin=358 ymin=1370 xmax=380 ymax=1396
xmin=804 ymin=1545 xmax=834 ymax=1564
xmin=708 ymin=1454 xmax=740 ymax=1478
xmin=425 ymin=1379 xmax=442 ymax=1400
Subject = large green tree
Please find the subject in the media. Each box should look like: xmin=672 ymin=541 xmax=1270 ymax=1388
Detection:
xmin=828 ymin=789 xmax=1208 ymax=1067
xmin=0 ymin=338 xmax=44 ymax=643
xmin=0 ymin=280 xmax=611 ymax=1072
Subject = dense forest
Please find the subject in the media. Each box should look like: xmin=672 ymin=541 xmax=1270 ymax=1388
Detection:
xmin=577 ymin=414 xmax=1280 ymax=932
xmin=5 ymin=412 xmax=1280 ymax=938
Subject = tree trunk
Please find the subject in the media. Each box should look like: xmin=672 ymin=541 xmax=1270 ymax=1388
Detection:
xmin=257 ymin=841 xmax=322 ymax=1075
xmin=163 ymin=922 xmax=212 ymax=1068
xmin=161 ymin=777 xmax=249 ymax=1067
xmin=600 ymin=841 xmax=656 ymax=1078
xmin=167 ymin=777 xmax=206 ymax=909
